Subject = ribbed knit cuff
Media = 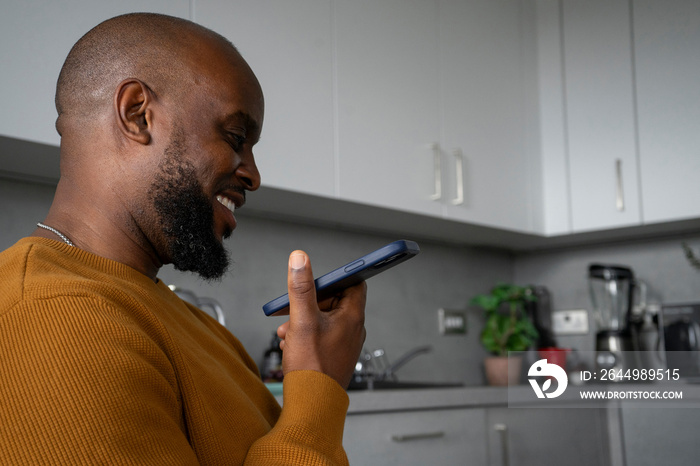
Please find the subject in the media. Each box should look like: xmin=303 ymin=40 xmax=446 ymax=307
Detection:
xmin=280 ymin=371 xmax=349 ymax=450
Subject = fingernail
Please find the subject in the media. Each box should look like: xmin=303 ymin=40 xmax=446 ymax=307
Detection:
xmin=290 ymin=252 xmax=306 ymax=271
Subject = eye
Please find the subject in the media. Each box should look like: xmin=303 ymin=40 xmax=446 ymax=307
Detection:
xmin=227 ymin=132 xmax=246 ymax=152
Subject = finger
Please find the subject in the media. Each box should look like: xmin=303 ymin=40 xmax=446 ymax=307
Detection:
xmin=277 ymin=322 xmax=288 ymax=340
xmin=318 ymin=280 xmax=368 ymax=313
xmin=286 ymin=250 xmax=317 ymax=323
xmin=345 ymin=281 xmax=368 ymax=313
xmin=277 ymin=323 xmax=288 ymax=350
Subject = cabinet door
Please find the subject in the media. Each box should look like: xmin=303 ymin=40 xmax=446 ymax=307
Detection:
xmin=197 ymin=0 xmax=336 ymax=198
xmin=633 ymin=0 xmax=700 ymax=224
xmin=535 ymin=0 xmax=572 ymax=236
xmin=0 ymin=0 xmax=190 ymax=147
xmin=621 ymin=402 xmax=700 ymax=466
xmin=344 ymin=408 xmax=487 ymax=465
xmin=487 ymin=407 xmax=610 ymax=466
xmin=562 ymin=0 xmax=642 ymax=232
xmin=440 ymin=0 xmax=538 ymax=233
xmin=334 ymin=0 xmax=443 ymax=218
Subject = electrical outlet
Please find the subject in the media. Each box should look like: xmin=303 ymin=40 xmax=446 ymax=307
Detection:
xmin=552 ymin=309 xmax=589 ymax=335
xmin=438 ymin=308 xmax=467 ymax=335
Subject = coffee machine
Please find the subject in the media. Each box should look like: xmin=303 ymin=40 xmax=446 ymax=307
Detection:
xmin=589 ymin=264 xmax=646 ymax=376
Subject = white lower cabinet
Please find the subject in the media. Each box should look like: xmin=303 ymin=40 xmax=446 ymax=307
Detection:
xmin=620 ymin=403 xmax=700 ymax=466
xmin=343 ymin=405 xmax=612 ymax=465
xmin=344 ymin=408 xmax=488 ymax=465
xmin=486 ymin=407 xmax=611 ymax=466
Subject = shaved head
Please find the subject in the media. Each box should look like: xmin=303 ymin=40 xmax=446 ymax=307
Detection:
xmin=43 ymin=12 xmax=263 ymax=281
xmin=55 ymin=13 xmax=236 ymax=134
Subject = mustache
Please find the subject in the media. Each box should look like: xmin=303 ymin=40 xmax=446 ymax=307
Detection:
xmin=219 ymin=183 xmax=247 ymax=202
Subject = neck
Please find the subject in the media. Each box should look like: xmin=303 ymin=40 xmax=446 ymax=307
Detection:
xmin=37 ymin=183 xmax=163 ymax=282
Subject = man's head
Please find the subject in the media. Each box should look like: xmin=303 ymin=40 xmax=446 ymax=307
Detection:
xmin=54 ymin=13 xmax=263 ymax=280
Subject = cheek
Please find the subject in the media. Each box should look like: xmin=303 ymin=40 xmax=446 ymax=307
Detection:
xmin=172 ymin=119 xmax=236 ymax=187
xmin=190 ymin=145 xmax=236 ymax=191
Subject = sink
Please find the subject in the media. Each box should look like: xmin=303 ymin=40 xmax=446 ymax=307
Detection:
xmin=347 ymin=379 xmax=464 ymax=391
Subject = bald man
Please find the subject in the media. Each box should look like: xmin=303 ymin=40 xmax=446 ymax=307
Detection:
xmin=0 ymin=13 xmax=366 ymax=465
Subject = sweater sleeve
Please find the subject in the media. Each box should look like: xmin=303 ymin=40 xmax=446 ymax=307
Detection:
xmin=244 ymin=370 xmax=350 ymax=465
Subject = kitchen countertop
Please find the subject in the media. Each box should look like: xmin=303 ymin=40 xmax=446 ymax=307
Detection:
xmin=272 ymin=380 xmax=700 ymax=414
xmin=345 ymin=385 xmax=506 ymax=414
xmin=346 ymin=380 xmax=700 ymax=414
xmin=271 ymin=385 xmax=504 ymax=413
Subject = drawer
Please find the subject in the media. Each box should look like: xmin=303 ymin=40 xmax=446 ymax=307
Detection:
xmin=344 ymin=408 xmax=487 ymax=465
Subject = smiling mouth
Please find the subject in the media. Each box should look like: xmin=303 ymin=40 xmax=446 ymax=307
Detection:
xmin=216 ymin=194 xmax=236 ymax=215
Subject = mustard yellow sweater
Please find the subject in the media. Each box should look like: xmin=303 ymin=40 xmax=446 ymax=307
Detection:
xmin=0 ymin=237 xmax=349 ymax=465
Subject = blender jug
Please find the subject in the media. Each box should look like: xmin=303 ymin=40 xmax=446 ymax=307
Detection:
xmin=588 ymin=264 xmax=635 ymax=332
xmin=589 ymin=264 xmax=646 ymax=375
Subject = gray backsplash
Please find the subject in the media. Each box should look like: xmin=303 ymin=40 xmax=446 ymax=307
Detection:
xmin=515 ymin=233 xmax=700 ymax=355
xmin=4 ymin=176 xmax=700 ymax=385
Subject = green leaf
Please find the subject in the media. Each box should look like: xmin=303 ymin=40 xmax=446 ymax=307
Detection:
xmin=471 ymin=294 xmax=500 ymax=312
xmin=472 ymin=282 xmax=540 ymax=354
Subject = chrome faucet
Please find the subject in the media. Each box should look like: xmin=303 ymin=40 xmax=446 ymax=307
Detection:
xmin=355 ymin=345 xmax=433 ymax=384
xmin=376 ymin=345 xmax=433 ymax=381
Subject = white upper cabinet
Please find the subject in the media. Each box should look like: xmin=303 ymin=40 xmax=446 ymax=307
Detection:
xmin=633 ymin=0 xmax=700 ymax=224
xmin=334 ymin=0 xmax=443 ymax=218
xmin=561 ymin=0 xmax=642 ymax=233
xmin=196 ymin=0 xmax=336 ymax=198
xmin=4 ymin=0 xmax=697 ymax=245
xmin=535 ymin=0 xmax=571 ymax=236
xmin=538 ymin=0 xmax=700 ymax=235
xmin=0 ymin=1 xmax=190 ymax=148
xmin=439 ymin=0 xmax=538 ymax=233
xmin=334 ymin=0 xmax=538 ymax=232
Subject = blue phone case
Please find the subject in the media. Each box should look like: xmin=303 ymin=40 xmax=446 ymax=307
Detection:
xmin=262 ymin=239 xmax=420 ymax=316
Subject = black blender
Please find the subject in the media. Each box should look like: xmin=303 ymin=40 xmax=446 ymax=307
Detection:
xmin=589 ymin=264 xmax=645 ymax=376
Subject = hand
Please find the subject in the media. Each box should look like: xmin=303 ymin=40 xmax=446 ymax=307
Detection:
xmin=276 ymin=250 xmax=367 ymax=389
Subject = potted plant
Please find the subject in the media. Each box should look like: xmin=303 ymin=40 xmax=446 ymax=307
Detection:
xmin=471 ymin=283 xmax=539 ymax=386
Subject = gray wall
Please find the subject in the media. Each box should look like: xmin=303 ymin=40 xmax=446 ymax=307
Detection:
xmin=515 ymin=233 xmax=700 ymax=353
xmin=5 ymin=176 xmax=700 ymax=384
xmin=0 ymin=177 xmax=511 ymax=385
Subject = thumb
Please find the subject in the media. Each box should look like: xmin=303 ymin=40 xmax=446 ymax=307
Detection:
xmin=287 ymin=250 xmax=317 ymax=320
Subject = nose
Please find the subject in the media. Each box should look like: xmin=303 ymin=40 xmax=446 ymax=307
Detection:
xmin=236 ymin=153 xmax=261 ymax=192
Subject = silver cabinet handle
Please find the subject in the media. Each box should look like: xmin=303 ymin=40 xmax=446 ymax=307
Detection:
xmin=615 ymin=158 xmax=625 ymax=212
xmin=391 ymin=431 xmax=445 ymax=442
xmin=494 ymin=423 xmax=510 ymax=466
xmin=429 ymin=143 xmax=442 ymax=201
xmin=451 ymin=148 xmax=464 ymax=205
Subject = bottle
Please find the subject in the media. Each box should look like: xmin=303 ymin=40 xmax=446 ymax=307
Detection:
xmin=262 ymin=333 xmax=284 ymax=382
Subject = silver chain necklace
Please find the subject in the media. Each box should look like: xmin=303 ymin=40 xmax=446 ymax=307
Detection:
xmin=36 ymin=222 xmax=75 ymax=247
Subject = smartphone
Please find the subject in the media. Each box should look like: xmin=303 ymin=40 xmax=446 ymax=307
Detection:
xmin=262 ymin=239 xmax=420 ymax=316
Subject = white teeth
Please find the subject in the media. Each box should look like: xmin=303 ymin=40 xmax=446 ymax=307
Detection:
xmin=216 ymin=195 xmax=236 ymax=214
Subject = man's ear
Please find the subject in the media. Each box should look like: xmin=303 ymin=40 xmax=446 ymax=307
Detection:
xmin=114 ymin=79 xmax=153 ymax=145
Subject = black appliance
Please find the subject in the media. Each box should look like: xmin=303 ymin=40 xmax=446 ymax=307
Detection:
xmin=661 ymin=302 xmax=700 ymax=379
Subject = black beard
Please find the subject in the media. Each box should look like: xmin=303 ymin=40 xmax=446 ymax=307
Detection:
xmin=149 ymin=134 xmax=230 ymax=280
